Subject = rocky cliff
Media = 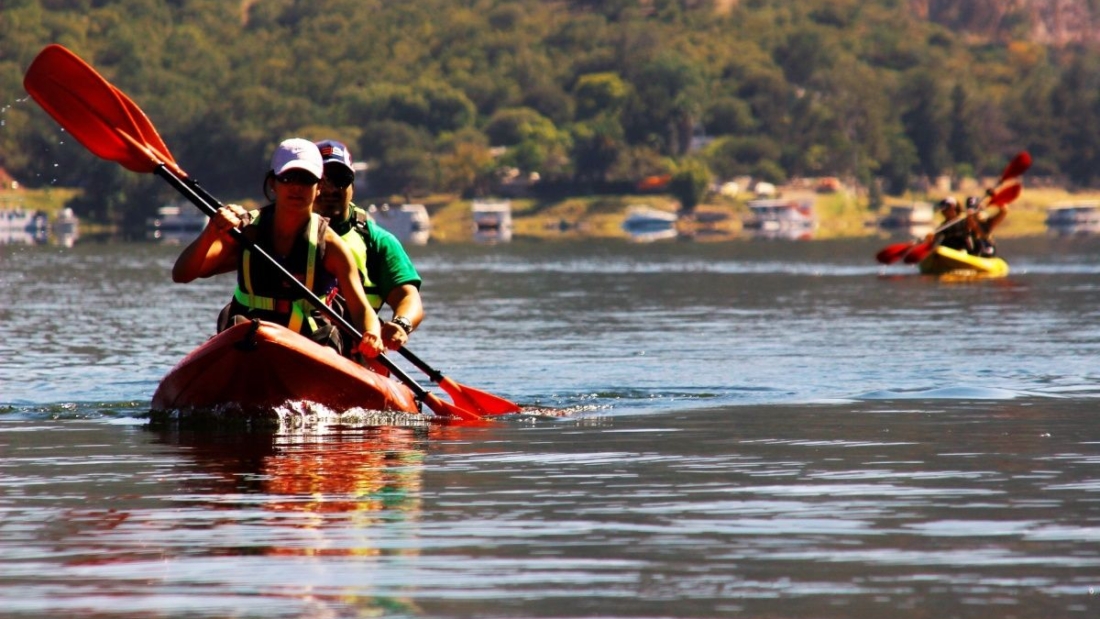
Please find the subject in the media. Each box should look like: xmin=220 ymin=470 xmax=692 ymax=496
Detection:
xmin=909 ymin=0 xmax=1100 ymax=47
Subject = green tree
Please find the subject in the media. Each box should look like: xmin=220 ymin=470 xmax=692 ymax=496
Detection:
xmin=899 ymin=70 xmax=950 ymax=178
xmin=702 ymin=135 xmax=782 ymax=181
xmin=571 ymin=116 xmax=626 ymax=184
xmin=484 ymin=108 xmax=556 ymax=146
xmin=703 ymin=97 xmax=758 ymax=136
xmin=947 ymin=84 xmax=980 ymax=171
xmin=623 ymin=53 xmax=708 ymax=155
xmin=437 ymin=129 xmax=496 ymax=197
xmin=573 ymin=72 xmax=631 ymax=121
xmin=1051 ymin=55 xmax=1100 ymax=186
xmin=669 ymin=158 xmax=711 ymax=214
xmin=368 ymin=147 xmax=437 ymax=202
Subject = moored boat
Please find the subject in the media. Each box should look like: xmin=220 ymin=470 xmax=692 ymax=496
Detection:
xmin=918 ymin=245 xmax=1009 ymax=279
xmin=742 ymin=197 xmax=816 ymax=240
xmin=369 ymin=203 xmax=430 ymax=245
xmin=146 ymin=203 xmax=207 ymax=242
xmin=622 ymin=204 xmax=679 ymax=242
xmin=0 ymin=208 xmax=48 ymax=244
xmin=879 ymin=202 xmax=934 ymax=239
xmin=1045 ymin=202 xmax=1100 ymax=236
xmin=471 ymin=200 xmax=513 ymax=243
xmin=151 ymin=319 xmax=421 ymax=418
xmin=622 ymin=204 xmax=677 ymax=232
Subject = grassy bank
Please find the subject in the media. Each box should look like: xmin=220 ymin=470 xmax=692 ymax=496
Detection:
xmin=1 ymin=186 xmax=80 ymax=215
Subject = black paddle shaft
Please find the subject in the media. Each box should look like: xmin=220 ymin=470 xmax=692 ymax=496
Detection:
xmin=152 ymin=165 xmax=431 ymax=400
xmin=396 ymin=347 xmax=445 ymax=382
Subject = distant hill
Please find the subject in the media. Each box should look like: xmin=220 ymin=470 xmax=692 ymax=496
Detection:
xmin=5 ymin=0 xmax=1100 ymax=229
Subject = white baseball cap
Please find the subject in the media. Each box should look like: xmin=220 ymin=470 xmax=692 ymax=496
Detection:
xmin=270 ymin=138 xmax=323 ymax=179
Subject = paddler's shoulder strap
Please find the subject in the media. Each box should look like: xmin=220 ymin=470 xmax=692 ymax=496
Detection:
xmin=312 ymin=211 xmax=329 ymax=257
xmin=350 ymin=204 xmax=370 ymax=234
xmin=240 ymin=204 xmax=270 ymax=244
xmin=348 ymin=204 xmax=382 ymax=270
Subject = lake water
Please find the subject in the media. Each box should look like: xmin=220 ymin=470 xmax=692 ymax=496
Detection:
xmin=1 ymin=235 xmax=1099 ymax=618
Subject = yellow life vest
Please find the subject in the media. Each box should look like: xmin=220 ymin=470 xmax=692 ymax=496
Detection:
xmin=232 ymin=209 xmax=330 ymax=334
xmin=339 ymin=206 xmax=383 ymax=310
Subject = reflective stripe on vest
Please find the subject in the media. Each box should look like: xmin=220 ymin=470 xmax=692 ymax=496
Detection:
xmin=233 ymin=213 xmax=322 ymax=333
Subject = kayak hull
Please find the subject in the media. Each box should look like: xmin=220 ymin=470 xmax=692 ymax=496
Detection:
xmin=151 ymin=319 xmax=420 ymax=415
xmin=918 ymin=245 xmax=1009 ymax=278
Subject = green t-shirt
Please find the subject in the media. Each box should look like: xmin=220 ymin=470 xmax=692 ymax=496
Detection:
xmin=362 ymin=217 xmax=422 ymax=297
xmin=332 ymin=205 xmax=422 ymax=304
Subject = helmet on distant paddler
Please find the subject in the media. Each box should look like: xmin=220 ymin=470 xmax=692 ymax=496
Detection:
xmin=938 ymin=196 xmax=959 ymax=210
xmin=965 ymin=196 xmax=981 ymax=210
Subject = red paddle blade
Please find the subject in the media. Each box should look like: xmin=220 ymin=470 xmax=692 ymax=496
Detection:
xmin=903 ymin=240 xmax=934 ymax=264
xmin=990 ymin=183 xmax=1021 ymax=206
xmin=422 ymin=392 xmax=484 ymax=423
xmin=439 ymin=377 xmax=521 ymax=415
xmin=112 ymin=85 xmax=177 ymax=167
xmin=999 ymin=151 xmax=1032 ymax=182
xmin=23 ymin=45 xmax=159 ymax=173
xmin=876 ymin=242 xmax=916 ymax=265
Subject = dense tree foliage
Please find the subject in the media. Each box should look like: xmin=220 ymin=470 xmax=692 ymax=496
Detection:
xmin=2 ymin=0 xmax=1099 ymax=227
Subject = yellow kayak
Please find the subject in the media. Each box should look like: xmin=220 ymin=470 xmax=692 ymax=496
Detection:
xmin=918 ymin=245 xmax=1009 ymax=279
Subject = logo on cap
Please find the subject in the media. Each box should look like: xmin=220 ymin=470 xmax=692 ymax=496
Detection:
xmin=316 ymin=140 xmax=353 ymax=170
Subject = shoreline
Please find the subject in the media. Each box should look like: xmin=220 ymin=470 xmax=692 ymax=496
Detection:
xmin=4 ymin=185 xmax=1092 ymax=243
xmin=424 ymin=187 xmax=1075 ymax=242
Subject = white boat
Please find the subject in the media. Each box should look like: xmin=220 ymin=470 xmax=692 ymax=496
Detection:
xmin=0 ymin=208 xmax=47 ymax=231
xmin=0 ymin=208 xmax=48 ymax=245
xmin=622 ymin=205 xmax=679 ymax=242
xmin=879 ymin=202 xmax=933 ymax=239
xmin=743 ymin=198 xmax=816 ymax=240
xmin=1045 ymin=202 xmax=1100 ymax=236
xmin=51 ymin=207 xmax=79 ymax=247
xmin=622 ymin=205 xmax=677 ymax=231
xmin=368 ymin=203 xmax=430 ymax=245
xmin=879 ymin=202 xmax=934 ymax=228
xmin=472 ymin=200 xmax=513 ymax=243
xmin=147 ymin=204 xmax=207 ymax=242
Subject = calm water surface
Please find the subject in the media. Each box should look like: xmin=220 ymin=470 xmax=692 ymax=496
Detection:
xmin=1 ymin=236 xmax=1099 ymax=618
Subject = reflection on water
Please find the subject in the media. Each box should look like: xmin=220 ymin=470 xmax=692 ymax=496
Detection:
xmin=0 ymin=229 xmax=47 ymax=245
xmin=158 ymin=425 xmax=429 ymax=519
xmin=1048 ymin=222 xmax=1100 ymax=237
xmin=1 ymin=399 xmax=1098 ymax=618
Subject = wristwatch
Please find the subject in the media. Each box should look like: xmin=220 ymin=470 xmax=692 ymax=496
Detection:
xmin=391 ymin=315 xmax=413 ymax=335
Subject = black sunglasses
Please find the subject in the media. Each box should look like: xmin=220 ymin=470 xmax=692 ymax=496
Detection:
xmin=275 ymin=170 xmax=320 ymax=186
xmin=322 ymin=166 xmax=354 ymax=189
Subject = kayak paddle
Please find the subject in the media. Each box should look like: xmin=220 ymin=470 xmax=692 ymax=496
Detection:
xmin=398 ymin=347 xmax=521 ymax=415
xmin=23 ymin=44 xmax=485 ymax=423
xmin=901 ymin=183 xmax=1021 ymax=264
xmin=331 ymin=289 xmax=521 ymax=416
xmin=875 ymin=151 xmax=1031 ymax=265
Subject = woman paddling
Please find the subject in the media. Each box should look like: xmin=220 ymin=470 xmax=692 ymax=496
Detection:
xmin=171 ymin=138 xmax=384 ymax=358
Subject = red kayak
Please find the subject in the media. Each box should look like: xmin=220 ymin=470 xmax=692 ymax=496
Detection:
xmin=151 ymin=319 xmax=420 ymax=415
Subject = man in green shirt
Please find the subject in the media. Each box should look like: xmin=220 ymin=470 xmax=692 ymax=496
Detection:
xmin=315 ymin=139 xmax=424 ymax=352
